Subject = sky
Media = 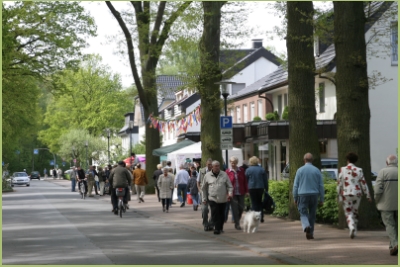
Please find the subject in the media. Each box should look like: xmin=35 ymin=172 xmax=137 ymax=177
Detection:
xmin=81 ymin=2 xmax=331 ymax=88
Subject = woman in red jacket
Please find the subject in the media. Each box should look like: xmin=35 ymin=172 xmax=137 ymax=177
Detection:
xmin=225 ymin=156 xmax=248 ymax=230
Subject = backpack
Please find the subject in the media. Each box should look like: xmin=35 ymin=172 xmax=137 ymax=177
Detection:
xmin=263 ymin=192 xmax=275 ymax=214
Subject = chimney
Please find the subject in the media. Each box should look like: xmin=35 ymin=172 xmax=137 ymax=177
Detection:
xmin=252 ymin=39 xmax=263 ymax=49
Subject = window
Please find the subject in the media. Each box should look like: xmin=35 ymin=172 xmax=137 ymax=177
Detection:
xmin=243 ymin=104 xmax=248 ymax=123
xmin=230 ymin=108 xmax=234 ymax=122
xmin=236 ymin=106 xmax=241 ymax=123
xmin=319 ymin=82 xmax=325 ymax=113
xmin=250 ymin=102 xmax=255 ymax=120
xmin=258 ymin=100 xmax=263 ymax=117
xmin=391 ymin=21 xmax=398 ymax=65
xmin=278 ymin=95 xmax=282 ymax=118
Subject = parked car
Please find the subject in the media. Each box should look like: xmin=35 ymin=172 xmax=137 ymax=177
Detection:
xmin=10 ymin=172 xmax=30 ymax=187
xmin=30 ymin=171 xmax=40 ymax=180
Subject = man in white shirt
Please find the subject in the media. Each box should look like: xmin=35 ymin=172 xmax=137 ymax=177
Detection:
xmin=175 ymin=164 xmax=190 ymax=207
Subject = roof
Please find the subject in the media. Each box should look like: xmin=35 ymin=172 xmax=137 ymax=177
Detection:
xmin=156 ymin=75 xmax=189 ymax=100
xmin=222 ymin=47 xmax=281 ymax=79
xmin=258 ymin=1 xmax=393 ymax=93
xmin=152 ymin=139 xmax=196 ymax=157
xmin=228 ymin=73 xmax=279 ymax=100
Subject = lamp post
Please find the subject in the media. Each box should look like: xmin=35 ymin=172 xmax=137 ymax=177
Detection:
xmin=85 ymin=141 xmax=88 ymax=171
xmin=215 ymin=80 xmax=236 ymax=170
xmin=106 ymin=128 xmax=111 ymax=164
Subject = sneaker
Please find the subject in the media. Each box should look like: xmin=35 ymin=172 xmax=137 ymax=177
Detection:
xmin=126 ymin=204 xmax=129 ymax=210
xmin=235 ymin=225 xmax=242 ymax=230
xmin=180 ymin=203 xmax=185 ymax=208
xmin=114 ymin=211 xmax=118 ymax=215
xmin=214 ymin=230 xmax=221 ymax=235
xmin=163 ymin=207 xmax=165 ymax=212
xmin=139 ymin=197 xmax=145 ymax=203
xmin=350 ymin=229 xmax=355 ymax=239
xmin=390 ymin=245 xmax=398 ymax=256
xmin=261 ymin=218 xmax=264 ymax=223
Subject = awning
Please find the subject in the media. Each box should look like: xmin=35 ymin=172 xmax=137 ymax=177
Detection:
xmin=152 ymin=139 xmax=196 ymax=157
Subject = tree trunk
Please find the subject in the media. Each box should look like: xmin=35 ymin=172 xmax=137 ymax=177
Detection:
xmin=333 ymin=2 xmax=379 ymax=229
xmin=198 ymin=1 xmax=225 ymax=167
xmin=286 ymin=2 xmax=321 ymax=220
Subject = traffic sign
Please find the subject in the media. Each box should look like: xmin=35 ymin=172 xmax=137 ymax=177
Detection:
xmin=220 ymin=116 xmax=233 ymax=129
xmin=33 ymin=149 xmax=39 ymax=155
xmin=221 ymin=129 xmax=233 ymax=136
xmin=221 ymin=136 xmax=233 ymax=143
xmin=220 ymin=144 xmax=233 ymax=150
xmin=50 ymin=160 xmax=54 ymax=166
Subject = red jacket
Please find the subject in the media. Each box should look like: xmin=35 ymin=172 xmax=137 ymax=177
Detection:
xmin=226 ymin=167 xmax=248 ymax=195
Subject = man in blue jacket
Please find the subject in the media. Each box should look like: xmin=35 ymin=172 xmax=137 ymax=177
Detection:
xmin=293 ymin=153 xmax=324 ymax=240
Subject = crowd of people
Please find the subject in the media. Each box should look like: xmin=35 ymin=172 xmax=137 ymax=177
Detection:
xmin=65 ymin=151 xmax=397 ymax=256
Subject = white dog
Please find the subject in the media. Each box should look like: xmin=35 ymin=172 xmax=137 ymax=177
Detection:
xmin=242 ymin=211 xmax=261 ymax=233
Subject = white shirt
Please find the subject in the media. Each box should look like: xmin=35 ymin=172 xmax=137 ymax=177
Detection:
xmin=175 ymin=169 xmax=190 ymax=185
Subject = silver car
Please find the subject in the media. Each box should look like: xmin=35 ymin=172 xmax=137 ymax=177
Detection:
xmin=11 ymin=172 xmax=30 ymax=187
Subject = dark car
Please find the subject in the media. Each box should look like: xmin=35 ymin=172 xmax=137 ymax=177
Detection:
xmin=30 ymin=171 xmax=41 ymax=180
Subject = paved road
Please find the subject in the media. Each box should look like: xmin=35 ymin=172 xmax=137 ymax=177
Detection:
xmin=3 ymin=179 xmax=284 ymax=265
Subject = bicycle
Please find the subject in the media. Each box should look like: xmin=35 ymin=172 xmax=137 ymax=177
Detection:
xmin=116 ymin=188 xmax=126 ymax=218
xmin=79 ymin=179 xmax=87 ymax=200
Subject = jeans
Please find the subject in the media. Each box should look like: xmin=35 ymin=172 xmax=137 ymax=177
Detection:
xmin=177 ymin=184 xmax=187 ymax=203
xmin=209 ymin=201 xmax=227 ymax=231
xmin=191 ymin=193 xmax=199 ymax=208
xmin=231 ymin=195 xmax=245 ymax=226
xmin=297 ymin=194 xmax=319 ymax=234
xmin=381 ymin=210 xmax=398 ymax=249
xmin=249 ymin=188 xmax=264 ymax=219
xmin=95 ymin=181 xmax=100 ymax=191
xmin=71 ymin=178 xmax=76 ymax=192
xmin=224 ymin=202 xmax=235 ymax=222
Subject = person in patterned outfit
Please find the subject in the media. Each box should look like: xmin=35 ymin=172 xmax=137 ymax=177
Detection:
xmin=337 ymin=152 xmax=372 ymax=239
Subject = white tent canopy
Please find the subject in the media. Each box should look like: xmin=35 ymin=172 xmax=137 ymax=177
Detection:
xmin=167 ymin=141 xmax=243 ymax=170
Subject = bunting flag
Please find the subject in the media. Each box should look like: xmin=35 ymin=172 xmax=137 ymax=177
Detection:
xmin=147 ymin=105 xmax=202 ymax=134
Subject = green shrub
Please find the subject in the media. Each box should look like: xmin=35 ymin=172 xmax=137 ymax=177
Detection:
xmin=282 ymin=106 xmax=289 ymax=120
xmin=253 ymin=116 xmax=262 ymax=121
xmin=269 ymin=180 xmax=290 ymax=217
xmin=265 ymin=111 xmax=279 ymax=121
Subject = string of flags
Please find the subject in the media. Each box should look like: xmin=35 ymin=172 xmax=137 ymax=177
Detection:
xmin=147 ymin=105 xmax=201 ymax=134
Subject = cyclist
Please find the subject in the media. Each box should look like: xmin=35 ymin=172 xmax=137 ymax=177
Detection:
xmin=109 ymin=161 xmax=132 ymax=215
xmin=77 ymin=166 xmax=88 ymax=196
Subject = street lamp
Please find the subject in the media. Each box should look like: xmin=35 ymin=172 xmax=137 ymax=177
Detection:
xmin=215 ymin=80 xmax=236 ymax=170
xmin=85 ymin=141 xmax=88 ymax=171
xmin=129 ymin=119 xmax=135 ymax=167
xmin=106 ymin=128 xmax=111 ymax=164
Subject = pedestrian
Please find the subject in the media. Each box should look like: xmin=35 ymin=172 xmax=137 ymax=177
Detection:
xmin=94 ymin=166 xmax=100 ymax=191
xmin=107 ymin=165 xmax=117 ymax=211
xmin=97 ymin=166 xmax=107 ymax=196
xmin=44 ymin=168 xmax=47 ymax=177
xmin=133 ymin=163 xmax=148 ymax=203
xmin=70 ymin=166 xmax=77 ymax=192
xmin=158 ymin=168 xmax=174 ymax=213
xmin=245 ymin=156 xmax=268 ymax=223
xmin=87 ymin=165 xmax=99 ymax=197
xmin=197 ymin=158 xmax=214 ymax=231
xmin=374 ymin=154 xmax=398 ymax=255
xmin=226 ymin=156 xmax=248 ymax=230
xmin=187 ymin=166 xmax=199 ymax=211
xmin=52 ymin=168 xmax=57 ymax=179
xmin=153 ymin=164 xmax=163 ymax=202
xmin=174 ymin=164 xmax=190 ymax=207
xmin=202 ymin=160 xmax=233 ymax=235
xmin=168 ymin=168 xmax=175 ymax=207
xmin=57 ymin=168 xmax=62 ymax=179
xmin=293 ymin=153 xmax=324 ymax=240
xmin=337 ymin=152 xmax=371 ymax=239
xmin=109 ymin=161 xmax=132 ymax=215
xmin=76 ymin=166 xmax=87 ymax=196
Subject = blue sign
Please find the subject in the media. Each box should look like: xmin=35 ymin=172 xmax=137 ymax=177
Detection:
xmin=33 ymin=149 xmax=39 ymax=155
xmin=220 ymin=116 xmax=233 ymax=129
xmin=62 ymin=162 xmax=66 ymax=166
xmin=50 ymin=160 xmax=54 ymax=166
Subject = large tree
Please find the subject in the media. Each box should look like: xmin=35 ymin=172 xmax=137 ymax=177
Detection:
xmin=197 ymin=1 xmax=226 ymax=165
xmin=333 ymin=2 xmax=379 ymax=229
xmin=105 ymin=1 xmax=192 ymax=191
xmin=286 ymin=2 xmax=321 ymax=219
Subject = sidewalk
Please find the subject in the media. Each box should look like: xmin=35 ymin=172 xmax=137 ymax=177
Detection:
xmin=48 ymin=179 xmax=398 ymax=265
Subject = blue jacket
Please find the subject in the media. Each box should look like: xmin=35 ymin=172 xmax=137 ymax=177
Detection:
xmin=293 ymin=163 xmax=324 ymax=202
xmin=245 ymin=165 xmax=268 ymax=191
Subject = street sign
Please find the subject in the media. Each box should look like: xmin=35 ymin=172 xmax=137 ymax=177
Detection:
xmin=50 ymin=160 xmax=54 ymax=166
xmin=221 ymin=144 xmax=233 ymax=150
xmin=221 ymin=129 xmax=233 ymax=136
xmin=220 ymin=116 xmax=233 ymax=129
xmin=221 ymin=136 xmax=233 ymax=143
xmin=33 ymin=149 xmax=39 ymax=155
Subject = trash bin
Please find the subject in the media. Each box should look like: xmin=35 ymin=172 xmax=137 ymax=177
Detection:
xmin=187 ymin=193 xmax=193 ymax=204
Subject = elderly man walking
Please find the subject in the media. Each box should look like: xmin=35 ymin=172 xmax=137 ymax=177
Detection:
xmin=375 ymin=154 xmax=398 ymax=256
xmin=293 ymin=153 xmax=324 ymax=240
xmin=202 ymin=160 xmax=233 ymax=235
xmin=197 ymin=158 xmax=214 ymax=231
xmin=70 ymin=166 xmax=77 ymax=192
xmin=175 ymin=164 xmax=190 ymax=207
xmin=133 ymin=163 xmax=148 ymax=203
